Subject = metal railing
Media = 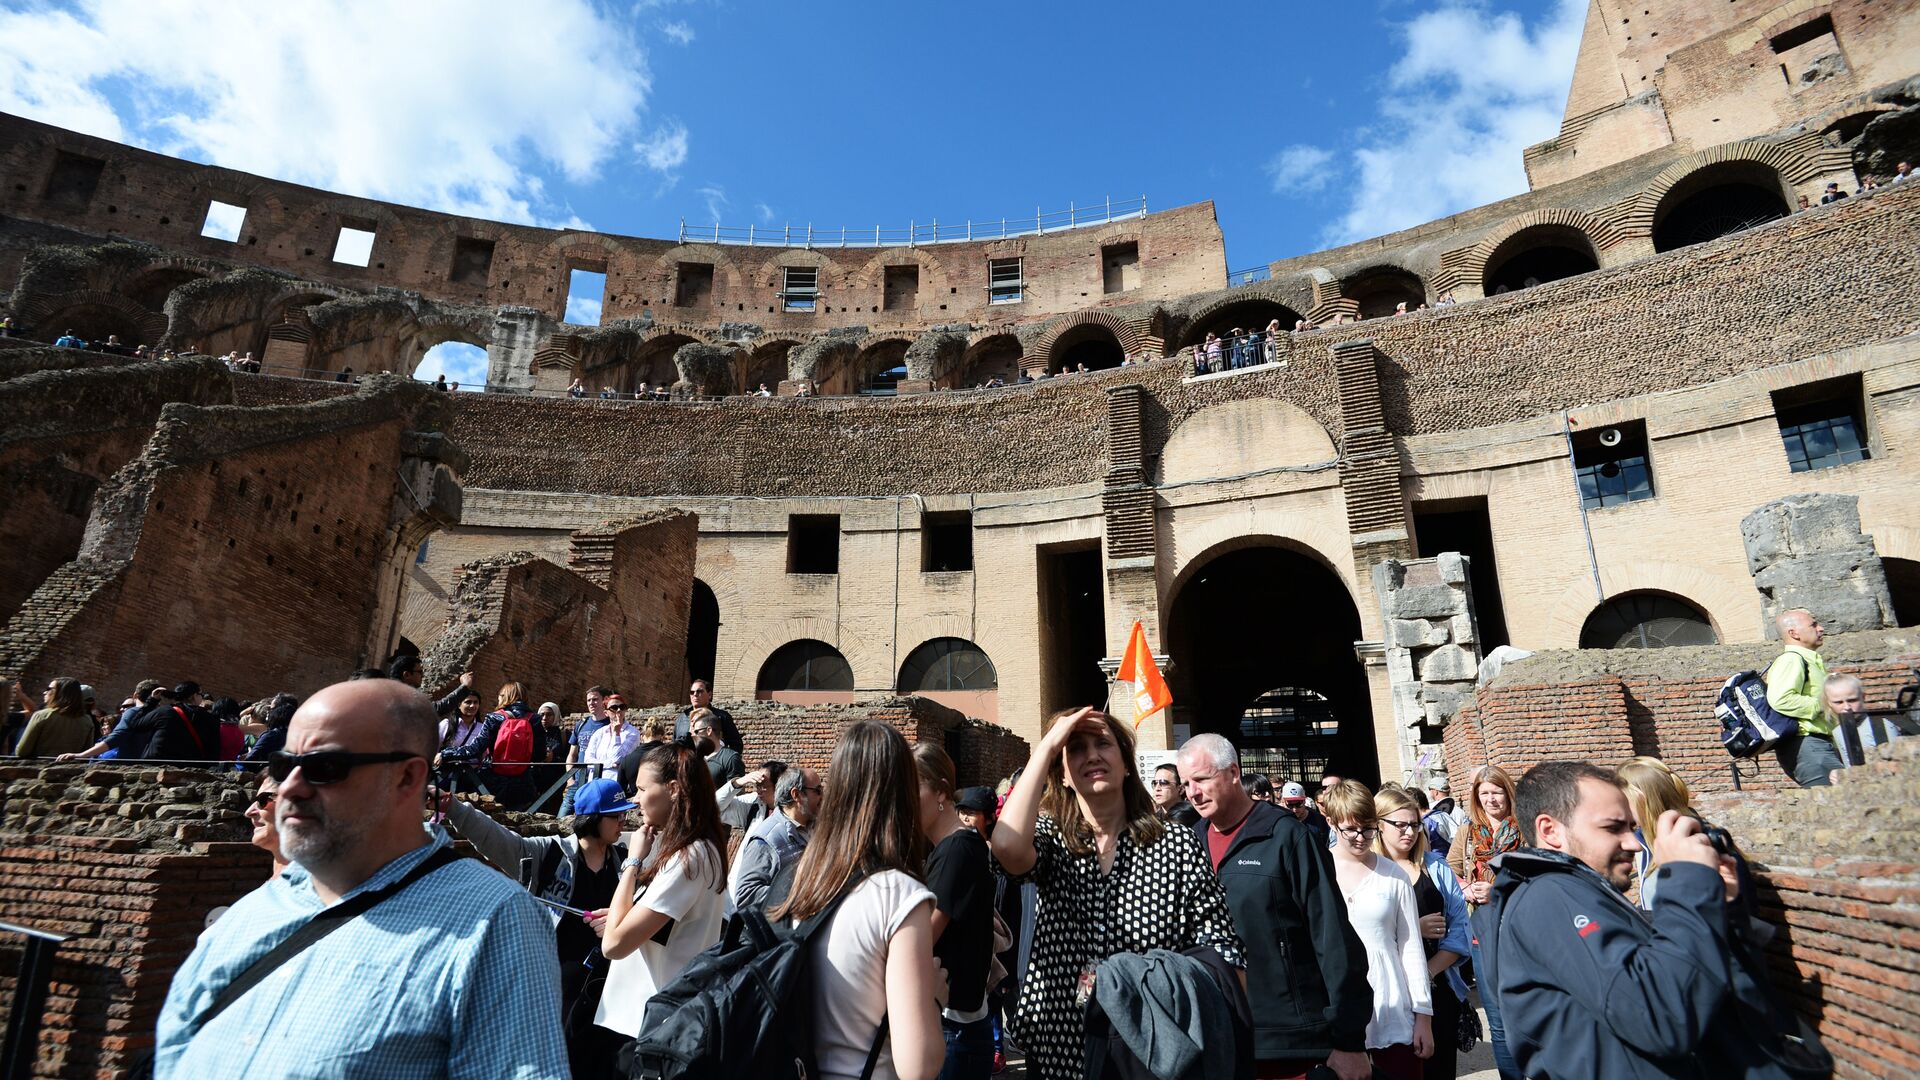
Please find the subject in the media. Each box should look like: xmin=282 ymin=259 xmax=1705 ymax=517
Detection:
xmin=678 ymin=196 xmax=1147 ymax=248
xmin=1 ymin=920 xmax=68 ymax=1080
xmin=1227 ymin=265 xmax=1272 ymax=288
xmin=1185 ymin=329 xmax=1285 ymax=376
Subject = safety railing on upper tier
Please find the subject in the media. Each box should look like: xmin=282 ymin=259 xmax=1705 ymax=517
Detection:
xmin=1226 ymin=265 xmax=1272 ymax=287
xmin=677 ymin=196 xmax=1148 ymax=247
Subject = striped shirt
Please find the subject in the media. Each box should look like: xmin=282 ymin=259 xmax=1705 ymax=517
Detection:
xmin=155 ymin=827 xmax=567 ymax=1079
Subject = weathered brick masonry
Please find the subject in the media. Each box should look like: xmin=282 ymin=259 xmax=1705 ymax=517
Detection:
xmin=1444 ymin=629 xmax=1920 ymax=793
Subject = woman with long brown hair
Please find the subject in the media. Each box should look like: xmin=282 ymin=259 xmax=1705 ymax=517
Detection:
xmin=988 ymin=707 xmax=1243 ymax=1080
xmin=1446 ymin=764 xmax=1519 ymax=907
xmin=774 ymin=720 xmax=944 ymax=1080
xmin=593 ymin=740 xmax=729 ymax=1047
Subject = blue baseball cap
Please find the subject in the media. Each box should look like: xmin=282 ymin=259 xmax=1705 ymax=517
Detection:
xmin=573 ymin=778 xmax=636 ymax=817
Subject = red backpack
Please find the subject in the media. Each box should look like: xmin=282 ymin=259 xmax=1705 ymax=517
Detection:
xmin=489 ymin=710 xmax=535 ymax=775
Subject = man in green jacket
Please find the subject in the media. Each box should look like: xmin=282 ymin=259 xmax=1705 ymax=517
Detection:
xmin=1765 ymin=608 xmax=1840 ymax=787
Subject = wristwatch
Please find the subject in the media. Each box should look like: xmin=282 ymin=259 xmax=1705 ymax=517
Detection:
xmin=622 ymin=856 xmax=644 ymax=872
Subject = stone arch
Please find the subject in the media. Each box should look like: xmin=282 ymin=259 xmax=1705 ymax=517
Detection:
xmin=788 ymin=335 xmax=861 ymax=390
xmin=744 ymin=337 xmax=800 ymax=392
xmin=853 ymin=246 xmax=952 ymax=302
xmin=731 ymin=618 xmax=887 ymax=700
xmin=123 ymin=258 xmax=221 ymax=312
xmin=1577 ymin=591 xmax=1721 ymax=649
xmin=408 ymin=314 xmax=494 ymax=378
xmin=287 ymin=196 xmax=399 ymax=264
xmin=959 ymin=332 xmax=1022 ymax=387
xmin=20 ymin=289 xmax=166 ymax=346
xmin=1158 ymin=399 xmax=1337 ymax=486
xmin=1633 ymin=142 xmax=1811 ymax=250
xmin=1175 ymin=294 xmax=1307 ymax=350
xmin=646 ymin=242 xmax=747 ymax=296
xmin=896 ymin=635 xmax=999 ymax=721
xmin=1461 ymin=208 xmax=1620 ymax=295
xmin=1541 ymin=562 xmax=1753 ymax=648
xmin=1340 ymin=264 xmax=1427 ymax=317
xmin=852 ymin=335 xmax=913 ymax=394
xmin=1164 ymin=532 xmax=1360 ymax=617
xmin=1031 ymin=310 xmax=1139 ymax=373
xmin=754 ymin=248 xmax=839 ymax=289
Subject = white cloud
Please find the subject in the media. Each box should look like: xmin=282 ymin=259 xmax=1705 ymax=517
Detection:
xmin=695 ymin=183 xmax=728 ymax=223
xmin=1305 ymin=0 xmax=1585 ymax=246
xmin=1265 ymin=146 xmax=1334 ymax=194
xmin=634 ymin=121 xmax=689 ymax=174
xmin=565 ymin=294 xmax=603 ymax=326
xmin=661 ymin=20 xmax=695 ymax=45
xmin=755 ymin=202 xmax=776 ymax=223
xmin=415 ymin=341 xmax=487 ymax=390
xmin=0 ymin=0 xmax=658 ymax=227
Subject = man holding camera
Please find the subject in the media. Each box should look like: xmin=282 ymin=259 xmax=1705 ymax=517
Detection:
xmin=1476 ymin=761 xmax=1823 ymax=1078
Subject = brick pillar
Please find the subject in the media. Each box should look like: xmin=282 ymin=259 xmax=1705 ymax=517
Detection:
xmin=488 ymin=306 xmax=549 ymax=392
xmin=260 ymin=309 xmax=313 ymax=377
xmin=1099 ymin=383 xmax=1172 ymax=746
xmin=1332 ymin=339 xmax=1413 ymax=563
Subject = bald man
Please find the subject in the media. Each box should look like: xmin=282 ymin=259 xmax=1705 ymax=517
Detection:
xmin=1766 ymin=608 xmax=1841 ymax=787
xmin=156 ymin=679 xmax=567 ymax=1078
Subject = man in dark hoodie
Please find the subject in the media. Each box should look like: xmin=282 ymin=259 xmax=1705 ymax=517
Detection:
xmin=1178 ymin=734 xmax=1373 ymax=1080
xmin=1476 ymin=760 xmax=1825 ymax=1079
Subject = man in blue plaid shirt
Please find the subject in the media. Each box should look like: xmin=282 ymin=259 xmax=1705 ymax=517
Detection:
xmin=156 ymin=679 xmax=568 ymax=1078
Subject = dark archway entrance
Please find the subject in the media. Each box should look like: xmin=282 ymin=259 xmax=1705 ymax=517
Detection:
xmin=686 ymin=579 xmax=719 ymax=688
xmin=1483 ymin=226 xmax=1599 ymax=294
xmin=1166 ymin=544 xmax=1377 ymax=785
xmin=1049 ymin=323 xmax=1125 ymax=373
xmin=1178 ymin=298 xmax=1305 ymax=350
xmin=1652 ymin=164 xmax=1791 ymax=252
xmin=1884 ymin=558 xmax=1920 ymax=628
xmin=1342 ymin=267 xmax=1425 ymax=318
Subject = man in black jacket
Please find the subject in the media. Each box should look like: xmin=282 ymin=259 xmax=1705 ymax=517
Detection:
xmin=1178 ymin=734 xmax=1372 ymax=1080
xmin=121 ymin=682 xmax=222 ymax=761
xmin=1476 ymin=760 xmax=1819 ymax=1079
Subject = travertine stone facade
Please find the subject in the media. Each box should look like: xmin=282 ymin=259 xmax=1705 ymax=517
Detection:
xmin=1742 ymin=493 xmax=1898 ymax=636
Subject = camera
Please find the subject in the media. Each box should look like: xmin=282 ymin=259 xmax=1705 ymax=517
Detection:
xmin=1703 ymin=823 xmax=1737 ymax=858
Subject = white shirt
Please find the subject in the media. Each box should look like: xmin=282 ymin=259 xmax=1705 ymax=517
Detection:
xmin=593 ymin=841 xmax=726 ymax=1037
xmin=1341 ymin=858 xmax=1433 ymax=1049
xmin=807 ymin=870 xmax=934 ymax=1080
xmin=583 ymin=722 xmax=641 ymax=767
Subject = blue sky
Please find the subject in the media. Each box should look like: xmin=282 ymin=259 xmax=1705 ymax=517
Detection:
xmin=0 ymin=0 xmax=1585 ymax=385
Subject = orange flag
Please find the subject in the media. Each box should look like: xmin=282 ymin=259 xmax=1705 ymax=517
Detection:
xmin=1115 ymin=621 xmax=1172 ymax=729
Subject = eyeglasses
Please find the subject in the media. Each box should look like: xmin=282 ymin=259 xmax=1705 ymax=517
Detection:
xmin=1381 ymin=819 xmax=1422 ymax=832
xmin=607 ymin=704 xmax=626 ymax=712
xmin=251 ymin=790 xmax=277 ymax=810
xmin=1149 ymin=778 xmax=1177 ymax=788
xmin=1336 ymin=826 xmax=1380 ymax=841
xmin=800 ymin=784 xmax=825 ymax=795
xmin=266 ymin=749 xmax=423 ymax=785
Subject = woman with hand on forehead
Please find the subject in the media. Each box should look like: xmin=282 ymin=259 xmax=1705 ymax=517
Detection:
xmin=987 ymin=706 xmax=1243 ymax=1080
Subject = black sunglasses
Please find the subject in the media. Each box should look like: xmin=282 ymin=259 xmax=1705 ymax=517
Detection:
xmin=251 ymin=790 xmax=277 ymax=809
xmin=267 ymin=749 xmax=422 ymax=785
xmin=607 ymin=704 xmax=627 ymax=712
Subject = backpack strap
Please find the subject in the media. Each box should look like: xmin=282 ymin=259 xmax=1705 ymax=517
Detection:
xmin=859 ymin=1014 xmax=888 ymax=1080
xmin=188 ymin=846 xmax=465 ymax=1034
xmin=171 ymin=706 xmax=210 ymax=757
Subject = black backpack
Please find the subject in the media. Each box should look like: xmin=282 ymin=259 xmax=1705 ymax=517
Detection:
xmin=616 ymin=881 xmax=885 ymax=1080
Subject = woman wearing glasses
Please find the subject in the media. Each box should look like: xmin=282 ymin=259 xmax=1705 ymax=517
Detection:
xmin=1323 ymin=780 xmax=1432 ymax=1080
xmin=1372 ymin=786 xmax=1470 ymax=1080
xmin=244 ymin=774 xmax=289 ymax=877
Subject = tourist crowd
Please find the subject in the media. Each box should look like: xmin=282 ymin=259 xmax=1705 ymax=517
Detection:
xmin=9 ymin=605 xmax=1866 ymax=1079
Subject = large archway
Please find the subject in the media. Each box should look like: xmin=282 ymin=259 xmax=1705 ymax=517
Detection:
xmin=1177 ymin=297 xmax=1305 ymax=350
xmin=1652 ymin=162 xmax=1791 ymax=252
xmin=1342 ymin=267 xmax=1425 ymax=318
xmin=1482 ymin=225 xmax=1600 ymax=294
xmin=1048 ymin=322 xmax=1125 ymax=373
xmin=856 ymin=338 xmax=911 ymax=395
xmin=1165 ymin=543 xmax=1377 ymax=785
xmin=960 ymin=334 xmax=1022 ymax=388
xmin=686 ymin=579 xmax=719 ymax=687
xmin=1884 ymin=558 xmax=1920 ymax=628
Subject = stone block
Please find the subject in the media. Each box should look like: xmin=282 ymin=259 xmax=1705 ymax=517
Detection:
xmin=1391 ymin=586 xmax=1464 ymax=621
xmin=1436 ymin=552 xmax=1469 ymax=585
xmin=1450 ymin=613 xmax=1478 ymax=646
xmin=1419 ymin=644 xmax=1479 ymax=683
xmin=1388 ymin=619 xmax=1448 ymax=649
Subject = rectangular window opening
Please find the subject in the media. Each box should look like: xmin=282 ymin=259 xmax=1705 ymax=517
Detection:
xmin=884 ymin=265 xmax=920 ymax=311
xmin=1102 ymin=242 xmax=1140 ymax=294
xmin=1770 ymin=13 xmax=1835 ymax=53
xmin=1036 ymin=543 xmax=1106 ymax=717
xmin=565 ymin=267 xmax=607 ymax=325
xmin=201 ymin=199 xmax=247 ymax=243
xmin=922 ymin=511 xmax=973 ymax=572
xmin=788 ymin=514 xmax=840 ymax=574
xmin=988 ymin=258 xmax=1024 ymax=305
xmin=1773 ymin=375 xmax=1871 ymax=472
xmin=43 ymin=151 xmax=106 ymax=208
xmin=1411 ymin=498 xmax=1511 ymax=651
xmin=675 ymin=262 xmax=714 ymax=308
xmin=332 ymin=219 xmax=377 ymax=266
xmin=1571 ymin=420 xmax=1656 ymax=509
xmin=781 ymin=266 xmax=819 ymax=313
xmin=450 ymin=236 xmax=495 ymax=285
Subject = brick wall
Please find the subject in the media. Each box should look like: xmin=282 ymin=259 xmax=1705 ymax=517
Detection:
xmin=1442 ymin=629 xmax=1920 ymax=795
xmin=0 ymin=763 xmax=266 ymax=1078
xmin=1695 ymin=741 xmax=1920 ymax=1080
xmin=0 ymin=377 xmax=461 ymax=705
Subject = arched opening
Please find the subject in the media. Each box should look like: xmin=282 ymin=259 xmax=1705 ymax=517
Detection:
xmin=959 ymin=334 xmax=1022 ymax=388
xmin=745 ymin=339 xmax=795 ymax=393
xmin=414 ymin=341 xmax=487 ymax=390
xmin=1884 ymin=558 xmax=1920 ymax=628
xmin=686 ymin=579 xmax=720 ymax=687
xmin=1652 ymin=163 xmax=1791 ymax=253
xmin=1821 ymin=111 xmax=1881 ymax=148
xmin=857 ymin=339 xmax=911 ymax=395
xmin=1166 ymin=543 xmax=1378 ymax=785
xmin=36 ymin=303 xmax=150 ymax=349
xmin=124 ymin=267 xmax=208 ymax=312
xmin=1177 ymin=298 xmax=1305 ymax=350
xmin=897 ymin=637 xmax=998 ymax=722
xmin=756 ymin=639 xmax=856 ymax=705
xmin=1578 ymin=592 xmax=1718 ymax=649
xmin=1482 ymin=226 xmax=1600 ymax=294
xmin=1048 ymin=322 xmax=1124 ymax=374
xmin=1342 ymin=267 xmax=1425 ymax=318
xmin=626 ymin=334 xmax=695 ymax=393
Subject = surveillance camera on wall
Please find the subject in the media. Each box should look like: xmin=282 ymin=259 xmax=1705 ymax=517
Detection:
xmin=1598 ymin=427 xmax=1624 ymax=447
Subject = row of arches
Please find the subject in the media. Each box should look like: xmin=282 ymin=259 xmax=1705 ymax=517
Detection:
xmin=750 ymin=636 xmax=998 ymax=695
